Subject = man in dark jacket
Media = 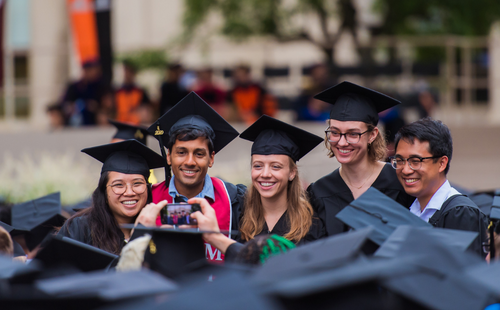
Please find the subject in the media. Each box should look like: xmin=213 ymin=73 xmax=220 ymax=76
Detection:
xmin=392 ymin=117 xmax=488 ymax=258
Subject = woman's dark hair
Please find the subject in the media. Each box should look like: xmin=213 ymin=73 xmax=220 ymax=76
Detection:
xmin=394 ymin=117 xmax=453 ymax=174
xmin=64 ymin=172 xmax=152 ymax=255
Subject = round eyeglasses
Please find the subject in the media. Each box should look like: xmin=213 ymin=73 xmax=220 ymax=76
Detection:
xmin=390 ymin=156 xmax=442 ymax=171
xmin=325 ymin=129 xmax=369 ymax=144
xmin=107 ymin=182 xmax=147 ymax=195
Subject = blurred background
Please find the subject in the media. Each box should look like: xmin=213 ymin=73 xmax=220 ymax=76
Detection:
xmin=1 ymin=0 xmax=500 ymax=205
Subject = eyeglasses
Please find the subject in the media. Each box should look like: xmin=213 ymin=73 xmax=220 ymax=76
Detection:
xmin=325 ymin=128 xmax=369 ymax=144
xmin=390 ymin=156 xmax=442 ymax=171
xmin=483 ymin=239 xmax=491 ymax=254
xmin=107 ymin=181 xmax=147 ymax=195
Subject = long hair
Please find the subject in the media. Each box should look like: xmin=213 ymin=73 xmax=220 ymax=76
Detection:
xmin=64 ymin=172 xmax=152 ymax=254
xmin=325 ymin=122 xmax=386 ymax=162
xmin=239 ymin=157 xmax=313 ymax=243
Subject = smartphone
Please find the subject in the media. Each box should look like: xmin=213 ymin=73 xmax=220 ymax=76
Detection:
xmin=160 ymin=203 xmax=201 ymax=225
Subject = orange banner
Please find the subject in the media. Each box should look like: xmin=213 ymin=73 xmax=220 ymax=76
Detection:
xmin=67 ymin=0 xmax=99 ymax=64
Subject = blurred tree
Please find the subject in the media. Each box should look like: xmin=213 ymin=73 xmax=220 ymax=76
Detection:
xmin=375 ymin=0 xmax=500 ymax=36
xmin=182 ymin=0 xmax=360 ymax=72
xmin=116 ymin=49 xmax=169 ymax=72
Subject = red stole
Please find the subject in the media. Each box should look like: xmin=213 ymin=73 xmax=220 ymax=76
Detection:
xmin=152 ymin=177 xmax=232 ymax=263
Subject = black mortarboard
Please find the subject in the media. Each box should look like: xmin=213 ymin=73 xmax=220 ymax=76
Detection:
xmin=251 ymin=227 xmax=375 ymax=287
xmin=0 ymin=254 xmax=41 ymax=279
xmin=314 ymin=81 xmax=401 ymax=126
xmin=239 ymin=115 xmax=323 ymax=162
xmin=466 ymin=262 xmax=500 ymax=297
xmin=490 ymin=195 xmax=500 ymax=220
xmin=34 ymin=235 xmax=119 ymax=272
xmin=36 ymin=269 xmax=177 ymax=301
xmin=81 ymin=139 xmax=164 ymax=180
xmin=11 ymin=192 xmax=66 ymax=251
xmin=0 ymin=220 xmax=28 ymax=236
xmin=109 ymin=119 xmax=149 ymax=145
xmin=375 ymin=226 xmax=479 ymax=258
xmin=336 ymin=187 xmax=431 ymax=245
xmin=132 ymin=227 xmax=206 ymax=279
xmin=159 ymin=270 xmax=280 ymax=310
xmin=147 ymin=91 xmax=238 ymax=154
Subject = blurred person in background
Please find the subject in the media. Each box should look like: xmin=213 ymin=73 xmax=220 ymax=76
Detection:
xmin=60 ymin=59 xmax=112 ymax=126
xmin=46 ymin=103 xmax=66 ymax=130
xmin=114 ymin=60 xmax=152 ymax=125
xmin=192 ymin=67 xmax=228 ymax=118
xmin=227 ymin=64 xmax=277 ymax=124
xmin=159 ymin=63 xmax=189 ymax=115
xmin=295 ymin=63 xmax=333 ymax=121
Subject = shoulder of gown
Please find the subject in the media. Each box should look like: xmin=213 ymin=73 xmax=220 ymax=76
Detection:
xmin=57 ymin=215 xmax=92 ymax=245
xmin=433 ymin=197 xmax=488 ymax=258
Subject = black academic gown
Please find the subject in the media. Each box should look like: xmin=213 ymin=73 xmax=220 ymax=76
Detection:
xmin=226 ymin=210 xmax=325 ymax=261
xmin=307 ymin=163 xmax=415 ymax=236
xmin=428 ymin=194 xmax=488 ymax=258
xmin=57 ymin=216 xmax=127 ymax=253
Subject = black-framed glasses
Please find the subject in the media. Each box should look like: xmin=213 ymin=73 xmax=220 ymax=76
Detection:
xmin=390 ymin=155 xmax=442 ymax=171
xmin=107 ymin=182 xmax=147 ymax=195
xmin=325 ymin=128 xmax=369 ymax=144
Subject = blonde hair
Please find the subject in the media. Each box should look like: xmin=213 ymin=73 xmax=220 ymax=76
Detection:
xmin=0 ymin=226 xmax=13 ymax=257
xmin=239 ymin=157 xmax=313 ymax=243
xmin=325 ymin=122 xmax=386 ymax=162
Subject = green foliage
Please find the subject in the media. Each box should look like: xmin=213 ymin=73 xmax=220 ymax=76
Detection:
xmin=375 ymin=0 xmax=500 ymax=36
xmin=182 ymin=0 xmax=334 ymax=42
xmin=116 ymin=49 xmax=168 ymax=72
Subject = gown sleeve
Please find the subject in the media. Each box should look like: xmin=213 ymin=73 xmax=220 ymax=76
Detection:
xmin=433 ymin=205 xmax=488 ymax=258
xmin=57 ymin=216 xmax=92 ymax=245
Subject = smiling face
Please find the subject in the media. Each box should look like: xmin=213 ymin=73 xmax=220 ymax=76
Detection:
xmin=167 ymin=136 xmax=215 ymax=198
xmin=106 ymin=172 xmax=148 ymax=224
xmin=327 ymin=120 xmax=378 ymax=166
xmin=251 ymin=154 xmax=296 ymax=201
xmin=394 ymin=139 xmax=448 ymax=206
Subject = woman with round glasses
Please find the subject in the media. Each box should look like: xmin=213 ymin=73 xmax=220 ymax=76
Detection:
xmin=58 ymin=140 xmax=164 ymax=254
xmin=307 ymin=81 xmax=415 ymax=236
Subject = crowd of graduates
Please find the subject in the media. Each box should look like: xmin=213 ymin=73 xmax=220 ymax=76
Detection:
xmin=2 ymin=80 xmax=500 ymax=310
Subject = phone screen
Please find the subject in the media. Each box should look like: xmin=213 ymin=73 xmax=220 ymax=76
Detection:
xmin=160 ymin=203 xmax=200 ymax=225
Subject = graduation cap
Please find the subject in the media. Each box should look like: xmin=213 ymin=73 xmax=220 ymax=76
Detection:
xmin=131 ymin=227 xmax=206 ymax=279
xmin=109 ymin=119 xmax=149 ymax=145
xmin=11 ymin=192 xmax=66 ymax=251
xmin=36 ymin=269 xmax=177 ymax=302
xmin=335 ymin=187 xmax=431 ymax=246
xmin=265 ymin=255 xmax=424 ymax=310
xmin=466 ymin=261 xmax=500 ymax=297
xmin=0 ymin=254 xmax=41 ymax=280
xmin=251 ymin=227 xmax=376 ymax=287
xmin=0 ymin=220 xmax=28 ymax=236
xmin=313 ymin=81 xmax=401 ymax=126
xmin=147 ymin=92 xmax=239 ymax=179
xmin=239 ymin=115 xmax=323 ymax=162
xmin=81 ymin=139 xmax=164 ymax=180
xmin=34 ymin=234 xmax=119 ymax=272
xmin=159 ymin=270 xmax=280 ymax=310
xmin=375 ymin=226 xmax=479 ymax=258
